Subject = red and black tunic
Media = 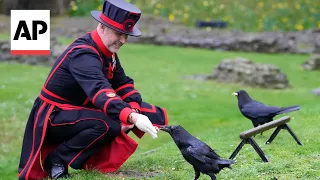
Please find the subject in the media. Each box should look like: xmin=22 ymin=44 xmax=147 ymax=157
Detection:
xmin=18 ymin=30 xmax=168 ymax=180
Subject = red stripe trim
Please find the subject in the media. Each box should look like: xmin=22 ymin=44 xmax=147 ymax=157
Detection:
xmin=140 ymin=105 xmax=157 ymax=113
xmin=103 ymin=97 xmax=122 ymax=114
xmin=42 ymin=44 xmax=102 ymax=104
xmin=114 ymin=84 xmax=134 ymax=92
xmin=44 ymin=45 xmax=102 ymax=88
xmin=121 ymin=90 xmax=139 ymax=100
xmin=128 ymin=102 xmax=140 ymax=110
xmin=25 ymin=105 xmax=54 ymax=180
xmin=92 ymin=89 xmax=115 ymax=105
xmin=68 ymin=118 xmax=109 ymax=166
xmin=39 ymin=94 xmax=100 ymax=111
xmin=18 ymin=102 xmax=47 ymax=178
xmin=11 ymin=50 xmax=50 ymax=55
xmin=99 ymin=13 xmax=130 ymax=32
xmin=42 ymin=87 xmax=70 ymax=102
xmin=49 ymin=117 xmax=108 ymax=126
xmin=119 ymin=107 xmax=133 ymax=123
xmin=161 ymin=108 xmax=169 ymax=125
xmin=82 ymin=97 xmax=90 ymax=105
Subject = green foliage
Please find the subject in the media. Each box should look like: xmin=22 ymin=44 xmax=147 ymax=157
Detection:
xmin=69 ymin=0 xmax=103 ymax=16
xmin=0 ymin=44 xmax=320 ymax=179
xmin=68 ymin=0 xmax=320 ymax=32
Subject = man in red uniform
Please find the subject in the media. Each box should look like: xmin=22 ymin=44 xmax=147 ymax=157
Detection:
xmin=18 ymin=0 xmax=168 ymax=179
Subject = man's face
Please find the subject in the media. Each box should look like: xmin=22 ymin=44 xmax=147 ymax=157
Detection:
xmin=100 ymin=25 xmax=128 ymax=53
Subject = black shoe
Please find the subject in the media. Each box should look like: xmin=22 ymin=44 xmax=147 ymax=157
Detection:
xmin=47 ymin=163 xmax=69 ymax=179
xmin=45 ymin=152 xmax=69 ymax=179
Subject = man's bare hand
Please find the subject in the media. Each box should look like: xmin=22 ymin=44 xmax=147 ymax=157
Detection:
xmin=121 ymin=124 xmax=134 ymax=132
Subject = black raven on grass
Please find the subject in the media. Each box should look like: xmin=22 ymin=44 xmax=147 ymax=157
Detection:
xmin=160 ymin=125 xmax=234 ymax=180
xmin=232 ymin=90 xmax=300 ymax=128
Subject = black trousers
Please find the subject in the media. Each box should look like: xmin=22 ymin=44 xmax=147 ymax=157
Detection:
xmin=45 ymin=107 xmax=121 ymax=169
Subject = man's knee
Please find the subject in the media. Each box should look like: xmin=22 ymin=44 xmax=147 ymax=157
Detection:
xmin=96 ymin=118 xmax=121 ymax=142
xmin=104 ymin=120 xmax=121 ymax=139
xmin=108 ymin=121 xmax=121 ymax=136
xmin=80 ymin=110 xmax=122 ymax=140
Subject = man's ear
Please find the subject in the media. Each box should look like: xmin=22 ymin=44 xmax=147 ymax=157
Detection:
xmin=102 ymin=24 xmax=111 ymax=35
xmin=99 ymin=23 xmax=106 ymax=33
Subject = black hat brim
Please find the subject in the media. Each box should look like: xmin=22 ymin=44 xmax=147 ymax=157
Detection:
xmin=91 ymin=10 xmax=141 ymax=37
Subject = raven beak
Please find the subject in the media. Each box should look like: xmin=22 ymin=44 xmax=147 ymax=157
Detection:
xmin=159 ymin=125 xmax=170 ymax=132
xmin=232 ymin=92 xmax=238 ymax=96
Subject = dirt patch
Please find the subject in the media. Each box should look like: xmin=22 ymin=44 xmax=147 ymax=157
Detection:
xmin=106 ymin=170 xmax=162 ymax=179
xmin=183 ymin=74 xmax=210 ymax=81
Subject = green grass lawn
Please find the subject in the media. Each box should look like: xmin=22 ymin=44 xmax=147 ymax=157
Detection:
xmin=0 ymin=33 xmax=9 ymax=40
xmin=0 ymin=44 xmax=319 ymax=180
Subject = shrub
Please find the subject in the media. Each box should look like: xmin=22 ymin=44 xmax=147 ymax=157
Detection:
xmin=68 ymin=0 xmax=320 ymax=32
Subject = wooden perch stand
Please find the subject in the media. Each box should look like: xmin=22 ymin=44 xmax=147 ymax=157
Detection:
xmin=229 ymin=116 xmax=303 ymax=162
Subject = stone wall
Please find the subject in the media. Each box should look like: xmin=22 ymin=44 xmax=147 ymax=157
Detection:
xmin=1 ymin=15 xmax=319 ymax=55
xmin=55 ymin=16 xmax=320 ymax=54
xmin=128 ymin=16 xmax=320 ymax=54
xmin=208 ymin=57 xmax=289 ymax=89
xmin=0 ymin=37 xmax=67 ymax=66
xmin=302 ymin=54 xmax=320 ymax=70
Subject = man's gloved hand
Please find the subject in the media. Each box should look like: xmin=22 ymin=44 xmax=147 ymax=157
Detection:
xmin=128 ymin=112 xmax=158 ymax=139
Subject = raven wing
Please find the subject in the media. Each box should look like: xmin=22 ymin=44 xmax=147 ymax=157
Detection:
xmin=241 ymin=101 xmax=281 ymax=119
xmin=185 ymin=145 xmax=219 ymax=164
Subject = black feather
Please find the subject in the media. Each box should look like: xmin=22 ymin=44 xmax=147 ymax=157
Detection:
xmin=233 ymin=90 xmax=300 ymax=127
xmin=160 ymin=125 xmax=234 ymax=180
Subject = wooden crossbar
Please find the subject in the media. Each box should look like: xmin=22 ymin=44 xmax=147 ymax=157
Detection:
xmin=229 ymin=116 xmax=303 ymax=162
xmin=240 ymin=116 xmax=291 ymax=139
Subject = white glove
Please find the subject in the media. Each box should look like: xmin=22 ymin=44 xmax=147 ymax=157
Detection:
xmin=129 ymin=113 xmax=158 ymax=139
